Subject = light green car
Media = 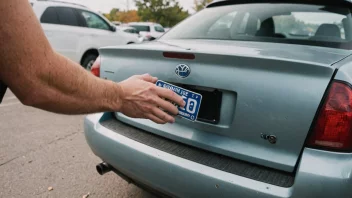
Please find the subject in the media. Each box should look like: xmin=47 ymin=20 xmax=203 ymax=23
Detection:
xmin=85 ymin=0 xmax=352 ymax=197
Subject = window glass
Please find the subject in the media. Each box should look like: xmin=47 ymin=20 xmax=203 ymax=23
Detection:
xmin=56 ymin=7 xmax=79 ymax=26
xmin=162 ymin=3 xmax=352 ymax=49
xmin=79 ymin=10 xmax=110 ymax=30
xmin=40 ymin=7 xmax=59 ymax=24
xmin=273 ymin=13 xmax=346 ymax=39
xmin=130 ymin=25 xmax=150 ymax=32
xmin=154 ymin=25 xmax=165 ymax=32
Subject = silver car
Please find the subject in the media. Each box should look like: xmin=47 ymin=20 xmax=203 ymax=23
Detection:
xmin=85 ymin=0 xmax=352 ymax=197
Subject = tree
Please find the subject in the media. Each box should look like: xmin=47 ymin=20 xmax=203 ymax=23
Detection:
xmin=103 ymin=9 xmax=140 ymax=23
xmin=118 ymin=10 xmax=140 ymax=23
xmin=193 ymin=0 xmax=213 ymax=12
xmin=135 ymin=0 xmax=189 ymax=27
xmin=103 ymin=8 xmax=120 ymax=21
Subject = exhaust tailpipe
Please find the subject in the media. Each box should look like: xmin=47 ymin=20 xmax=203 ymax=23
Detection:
xmin=96 ymin=162 xmax=111 ymax=175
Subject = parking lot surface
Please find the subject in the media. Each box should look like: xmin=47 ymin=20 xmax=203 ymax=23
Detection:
xmin=0 ymin=91 xmax=156 ymax=198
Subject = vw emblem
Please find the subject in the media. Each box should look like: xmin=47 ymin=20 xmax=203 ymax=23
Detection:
xmin=175 ymin=64 xmax=191 ymax=78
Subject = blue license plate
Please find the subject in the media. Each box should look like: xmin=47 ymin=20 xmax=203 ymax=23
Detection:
xmin=156 ymin=80 xmax=202 ymax=122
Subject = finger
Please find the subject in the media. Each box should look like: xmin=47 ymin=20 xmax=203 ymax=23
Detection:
xmin=156 ymin=87 xmax=186 ymax=107
xmin=138 ymin=73 xmax=158 ymax=83
xmin=155 ymin=97 xmax=179 ymax=115
xmin=146 ymin=114 xmax=167 ymax=124
xmin=152 ymin=107 xmax=176 ymax=123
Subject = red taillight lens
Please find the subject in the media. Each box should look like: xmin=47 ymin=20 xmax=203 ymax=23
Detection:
xmin=91 ymin=57 xmax=101 ymax=77
xmin=307 ymin=81 xmax=352 ymax=151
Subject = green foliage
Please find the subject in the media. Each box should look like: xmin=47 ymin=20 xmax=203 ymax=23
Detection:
xmin=193 ymin=0 xmax=213 ymax=12
xmin=104 ymin=8 xmax=120 ymax=21
xmin=135 ymin=0 xmax=189 ymax=27
xmin=104 ymin=9 xmax=140 ymax=23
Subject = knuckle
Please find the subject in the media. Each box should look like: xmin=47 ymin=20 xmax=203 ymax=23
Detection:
xmin=146 ymin=95 xmax=154 ymax=102
xmin=149 ymin=85 xmax=156 ymax=91
xmin=150 ymin=97 xmax=158 ymax=104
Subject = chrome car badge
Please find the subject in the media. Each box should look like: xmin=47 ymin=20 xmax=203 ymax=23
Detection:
xmin=175 ymin=64 xmax=191 ymax=78
xmin=261 ymin=133 xmax=277 ymax=144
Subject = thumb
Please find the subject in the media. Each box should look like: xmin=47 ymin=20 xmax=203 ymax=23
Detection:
xmin=138 ymin=73 xmax=158 ymax=83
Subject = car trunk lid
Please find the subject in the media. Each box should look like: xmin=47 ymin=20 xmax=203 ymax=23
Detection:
xmin=99 ymin=40 xmax=350 ymax=172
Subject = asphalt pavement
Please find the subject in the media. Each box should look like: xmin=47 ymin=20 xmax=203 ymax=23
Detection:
xmin=0 ymin=91 xmax=157 ymax=198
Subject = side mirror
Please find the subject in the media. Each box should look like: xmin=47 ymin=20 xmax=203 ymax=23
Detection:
xmin=110 ymin=25 xmax=116 ymax=32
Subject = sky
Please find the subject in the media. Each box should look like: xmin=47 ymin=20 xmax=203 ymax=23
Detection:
xmin=60 ymin=0 xmax=195 ymax=13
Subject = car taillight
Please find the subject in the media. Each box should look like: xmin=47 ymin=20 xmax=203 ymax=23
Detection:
xmin=307 ymin=81 xmax=352 ymax=151
xmin=91 ymin=57 xmax=101 ymax=77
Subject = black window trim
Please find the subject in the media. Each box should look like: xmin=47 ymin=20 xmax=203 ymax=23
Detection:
xmin=72 ymin=8 xmax=87 ymax=27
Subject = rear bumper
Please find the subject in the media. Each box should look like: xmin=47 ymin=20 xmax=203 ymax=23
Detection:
xmin=84 ymin=113 xmax=352 ymax=198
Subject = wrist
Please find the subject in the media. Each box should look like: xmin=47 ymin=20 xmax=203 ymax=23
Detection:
xmin=113 ymin=81 xmax=125 ymax=112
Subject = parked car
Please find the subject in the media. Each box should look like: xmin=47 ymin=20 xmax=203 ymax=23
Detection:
xmin=111 ymin=21 xmax=122 ymax=26
xmin=118 ymin=26 xmax=138 ymax=35
xmin=116 ymin=26 xmax=144 ymax=43
xmin=30 ymin=0 xmax=141 ymax=70
xmin=128 ymin=22 xmax=166 ymax=41
xmin=85 ymin=0 xmax=352 ymax=197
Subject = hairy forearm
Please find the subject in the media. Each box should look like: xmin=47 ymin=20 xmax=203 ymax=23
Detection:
xmin=24 ymin=52 xmax=123 ymax=114
xmin=0 ymin=0 xmax=123 ymax=114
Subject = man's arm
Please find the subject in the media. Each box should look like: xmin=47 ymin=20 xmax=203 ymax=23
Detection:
xmin=0 ymin=0 xmax=184 ymax=124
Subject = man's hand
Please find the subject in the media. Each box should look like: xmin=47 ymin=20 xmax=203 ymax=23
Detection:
xmin=117 ymin=74 xmax=185 ymax=124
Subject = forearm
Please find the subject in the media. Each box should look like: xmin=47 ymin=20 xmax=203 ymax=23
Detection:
xmin=22 ymin=52 xmax=123 ymax=114
xmin=0 ymin=0 xmax=123 ymax=114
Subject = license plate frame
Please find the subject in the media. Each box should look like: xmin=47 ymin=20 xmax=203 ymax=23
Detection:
xmin=156 ymin=80 xmax=202 ymax=122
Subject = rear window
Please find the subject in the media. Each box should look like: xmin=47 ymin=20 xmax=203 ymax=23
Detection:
xmin=130 ymin=25 xmax=150 ymax=32
xmin=162 ymin=3 xmax=352 ymax=49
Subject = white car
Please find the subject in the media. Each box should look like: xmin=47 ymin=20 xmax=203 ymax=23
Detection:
xmin=118 ymin=26 xmax=139 ymax=35
xmin=117 ymin=26 xmax=144 ymax=43
xmin=30 ymin=0 xmax=141 ymax=70
xmin=128 ymin=22 xmax=166 ymax=41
